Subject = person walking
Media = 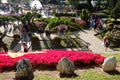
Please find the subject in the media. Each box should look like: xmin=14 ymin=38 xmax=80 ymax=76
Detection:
xmin=103 ymin=36 xmax=110 ymax=52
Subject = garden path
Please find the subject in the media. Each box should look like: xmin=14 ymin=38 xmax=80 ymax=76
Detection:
xmin=78 ymin=29 xmax=115 ymax=53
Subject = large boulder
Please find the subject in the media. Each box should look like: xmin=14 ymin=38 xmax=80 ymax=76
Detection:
xmin=56 ymin=57 xmax=75 ymax=75
xmin=102 ymin=56 xmax=117 ymax=72
xmin=15 ymin=59 xmax=34 ymax=80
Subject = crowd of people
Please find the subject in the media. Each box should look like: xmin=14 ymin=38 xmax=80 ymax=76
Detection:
xmin=90 ymin=15 xmax=111 ymax=52
xmin=90 ymin=15 xmax=104 ymax=30
xmin=0 ymin=3 xmax=23 ymax=14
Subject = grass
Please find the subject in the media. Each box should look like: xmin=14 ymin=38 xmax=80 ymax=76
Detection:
xmin=33 ymin=70 xmax=120 ymax=80
xmin=0 ymin=76 xmax=4 ymax=80
xmin=101 ymin=53 xmax=120 ymax=61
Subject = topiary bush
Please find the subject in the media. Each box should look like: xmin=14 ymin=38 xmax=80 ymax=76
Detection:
xmin=30 ymin=35 xmax=39 ymax=43
xmin=80 ymin=9 xmax=90 ymax=22
xmin=30 ymin=35 xmax=41 ymax=51
xmin=13 ymin=34 xmax=20 ymax=40
xmin=107 ymin=29 xmax=120 ymax=44
xmin=53 ymin=36 xmax=62 ymax=46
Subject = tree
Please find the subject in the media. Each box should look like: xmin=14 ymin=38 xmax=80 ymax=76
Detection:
xmin=66 ymin=0 xmax=80 ymax=9
xmin=111 ymin=0 xmax=120 ymax=21
xmin=80 ymin=9 xmax=90 ymax=23
xmin=108 ymin=0 xmax=117 ymax=10
xmin=87 ymin=0 xmax=93 ymax=11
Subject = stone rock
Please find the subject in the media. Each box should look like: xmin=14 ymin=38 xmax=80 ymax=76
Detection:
xmin=56 ymin=57 xmax=75 ymax=75
xmin=102 ymin=56 xmax=117 ymax=72
xmin=15 ymin=59 xmax=34 ymax=80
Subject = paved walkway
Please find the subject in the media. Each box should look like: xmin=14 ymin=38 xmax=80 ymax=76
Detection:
xmin=78 ymin=29 xmax=114 ymax=53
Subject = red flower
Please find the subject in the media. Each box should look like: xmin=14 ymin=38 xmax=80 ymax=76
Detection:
xmin=0 ymin=50 xmax=105 ymax=71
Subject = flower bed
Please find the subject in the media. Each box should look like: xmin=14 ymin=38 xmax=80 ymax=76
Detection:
xmin=0 ymin=50 xmax=105 ymax=71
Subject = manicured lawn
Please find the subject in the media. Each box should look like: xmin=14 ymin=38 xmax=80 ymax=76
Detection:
xmin=0 ymin=76 xmax=4 ymax=80
xmin=101 ymin=53 xmax=120 ymax=61
xmin=33 ymin=70 xmax=120 ymax=80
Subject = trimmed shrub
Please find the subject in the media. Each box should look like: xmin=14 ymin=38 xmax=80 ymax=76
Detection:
xmin=13 ymin=34 xmax=20 ymax=40
xmin=30 ymin=35 xmax=39 ymax=43
xmin=53 ymin=36 xmax=61 ymax=46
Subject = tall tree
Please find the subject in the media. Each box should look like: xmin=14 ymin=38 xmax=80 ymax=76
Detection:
xmin=87 ymin=0 xmax=93 ymax=11
xmin=108 ymin=0 xmax=117 ymax=10
xmin=111 ymin=0 xmax=120 ymax=21
xmin=66 ymin=0 xmax=80 ymax=9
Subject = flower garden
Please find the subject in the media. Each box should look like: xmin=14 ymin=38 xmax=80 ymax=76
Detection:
xmin=0 ymin=50 xmax=105 ymax=72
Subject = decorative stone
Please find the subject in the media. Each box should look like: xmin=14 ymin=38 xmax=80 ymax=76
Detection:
xmin=15 ymin=59 xmax=34 ymax=80
xmin=102 ymin=56 xmax=117 ymax=72
xmin=56 ymin=57 xmax=75 ymax=75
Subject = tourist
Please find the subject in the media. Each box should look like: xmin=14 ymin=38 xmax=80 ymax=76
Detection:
xmin=64 ymin=25 xmax=68 ymax=33
xmin=0 ymin=33 xmax=2 ymax=42
xmin=57 ymin=25 xmax=61 ymax=36
xmin=103 ymin=36 xmax=110 ymax=51
xmin=94 ymin=20 xmax=99 ymax=30
xmin=13 ymin=24 xmax=17 ymax=34
xmin=22 ymin=43 xmax=28 ymax=53
xmin=99 ymin=19 xmax=104 ymax=30
xmin=90 ymin=19 xmax=95 ymax=29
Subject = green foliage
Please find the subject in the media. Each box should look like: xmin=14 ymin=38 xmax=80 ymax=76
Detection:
xmin=34 ymin=18 xmax=50 ymax=23
xmin=0 ymin=16 xmax=5 ymax=20
xmin=101 ymin=53 xmax=120 ymax=61
xmin=33 ymin=12 xmax=42 ymax=18
xmin=108 ymin=0 xmax=120 ymax=20
xmin=21 ymin=12 xmax=33 ymax=24
xmin=102 ymin=9 xmax=110 ymax=15
xmin=105 ymin=18 xmax=112 ymax=23
xmin=66 ymin=0 xmax=80 ymax=9
xmin=80 ymin=9 xmax=90 ymax=21
xmin=46 ymin=17 xmax=61 ymax=29
xmin=7 ymin=16 xmax=16 ymax=21
xmin=108 ymin=0 xmax=117 ymax=10
xmin=111 ymin=0 xmax=120 ymax=21
xmin=46 ymin=17 xmax=81 ymax=30
xmin=33 ymin=69 xmax=120 ymax=80
xmin=0 ymin=19 xmax=3 ymax=25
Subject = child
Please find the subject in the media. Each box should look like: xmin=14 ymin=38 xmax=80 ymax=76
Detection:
xmin=23 ymin=43 xmax=28 ymax=52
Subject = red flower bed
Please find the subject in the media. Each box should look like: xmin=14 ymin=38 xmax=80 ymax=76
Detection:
xmin=0 ymin=50 xmax=105 ymax=71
